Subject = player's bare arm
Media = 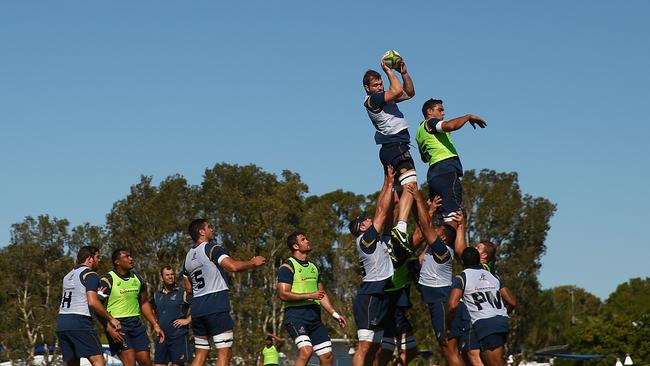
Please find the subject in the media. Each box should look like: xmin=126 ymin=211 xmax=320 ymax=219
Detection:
xmin=221 ymin=255 xmax=267 ymax=272
xmin=395 ymin=60 xmax=415 ymax=102
xmin=406 ymin=184 xmax=437 ymax=244
xmin=500 ymin=287 xmax=518 ymax=313
xmin=381 ymin=60 xmax=404 ymax=103
xmin=452 ymin=211 xmax=468 ymax=258
xmin=140 ymin=291 xmax=165 ymax=342
xmin=371 ymin=165 xmax=397 ymax=233
xmin=441 ymin=114 xmax=487 ymax=132
xmin=87 ymin=290 xmax=121 ymax=330
xmin=317 ymin=282 xmax=347 ymax=328
xmin=277 ymin=282 xmax=324 ymax=302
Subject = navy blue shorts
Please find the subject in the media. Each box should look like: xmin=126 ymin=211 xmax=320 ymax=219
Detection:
xmin=192 ymin=311 xmax=234 ymax=337
xmin=57 ymin=330 xmax=102 ymax=361
xmin=383 ymin=288 xmax=413 ymax=337
xmin=379 ymin=143 xmax=415 ymax=174
xmin=284 ymin=306 xmax=330 ymax=347
xmin=154 ymin=335 xmax=192 ymax=364
xmin=106 ymin=319 xmax=150 ymax=355
xmin=426 ymin=301 xmax=448 ymax=343
xmin=473 ymin=316 xmax=509 ymax=350
xmin=427 ymin=171 xmax=462 ymax=218
xmin=353 ymin=293 xmax=389 ymax=331
xmin=383 ymin=306 xmax=413 ymax=338
xmin=480 ymin=332 xmax=508 ymax=351
xmin=452 ymin=302 xmax=480 ymax=351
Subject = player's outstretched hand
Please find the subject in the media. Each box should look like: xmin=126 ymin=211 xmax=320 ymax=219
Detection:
xmin=335 ymin=314 xmax=347 ymax=328
xmin=154 ymin=324 xmax=165 ymax=343
xmin=380 ymin=59 xmax=392 ymax=73
xmin=405 ymin=184 xmax=422 ymax=201
xmin=397 ymin=60 xmax=408 ymax=74
xmin=108 ymin=317 xmax=121 ymax=330
xmin=451 ymin=210 xmax=465 ymax=227
xmin=309 ymin=290 xmax=326 ymax=300
xmin=251 ymin=256 xmax=267 ymax=266
xmin=468 ymin=114 xmax=487 ymax=129
xmin=107 ymin=325 xmax=125 ymax=344
xmin=386 ymin=165 xmax=396 ymax=180
xmin=173 ymin=318 xmax=191 ymax=328
xmin=427 ymin=195 xmax=443 ymax=217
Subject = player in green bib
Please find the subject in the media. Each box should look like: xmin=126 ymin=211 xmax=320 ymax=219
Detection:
xmin=415 ymin=98 xmax=487 ymax=227
xmin=258 ymin=333 xmax=285 ymax=366
xmin=99 ymin=248 xmax=164 ymax=366
xmin=277 ymin=232 xmax=347 ymax=366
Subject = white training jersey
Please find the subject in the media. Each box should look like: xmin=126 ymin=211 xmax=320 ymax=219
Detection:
xmin=58 ymin=266 xmax=92 ymax=317
xmin=356 ymin=235 xmax=394 ymax=282
xmin=184 ymin=242 xmax=229 ymax=297
xmin=462 ymin=268 xmax=509 ymax=323
xmin=364 ymin=96 xmax=409 ymax=136
xmin=419 ymin=243 xmax=454 ymax=287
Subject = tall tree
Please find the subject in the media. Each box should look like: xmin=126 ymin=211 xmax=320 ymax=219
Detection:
xmin=0 ymin=216 xmax=72 ymax=364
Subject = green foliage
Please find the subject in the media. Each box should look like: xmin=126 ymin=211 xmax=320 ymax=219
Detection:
xmin=0 ymin=215 xmax=73 ymax=363
xmin=560 ymin=278 xmax=650 ymax=366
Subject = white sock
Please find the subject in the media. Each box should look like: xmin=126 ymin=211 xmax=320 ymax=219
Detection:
xmin=396 ymin=221 xmax=407 ymax=233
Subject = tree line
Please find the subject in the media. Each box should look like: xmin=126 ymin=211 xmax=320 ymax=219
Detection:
xmin=0 ymin=163 xmax=647 ymax=366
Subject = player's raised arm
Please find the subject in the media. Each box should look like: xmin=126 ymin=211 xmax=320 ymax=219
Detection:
xmin=406 ymin=185 xmax=438 ymax=245
xmin=371 ymin=166 xmax=397 ymax=233
xmin=395 ymin=60 xmax=415 ymax=102
xmin=380 ymin=60 xmax=404 ymax=103
xmin=451 ymin=211 xmax=468 ymax=258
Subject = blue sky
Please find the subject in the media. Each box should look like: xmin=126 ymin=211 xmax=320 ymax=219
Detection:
xmin=1 ymin=1 xmax=648 ymax=300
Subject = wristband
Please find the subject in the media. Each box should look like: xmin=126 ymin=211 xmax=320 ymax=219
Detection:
xmin=332 ymin=312 xmax=341 ymax=320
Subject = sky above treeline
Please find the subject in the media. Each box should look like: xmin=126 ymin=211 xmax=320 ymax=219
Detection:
xmin=1 ymin=1 xmax=649 ymax=300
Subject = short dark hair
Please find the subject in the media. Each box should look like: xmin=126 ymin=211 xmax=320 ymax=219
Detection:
xmin=439 ymin=224 xmax=457 ymax=245
xmin=76 ymin=246 xmax=100 ymax=265
xmin=363 ymin=70 xmax=381 ymax=86
xmin=348 ymin=213 xmax=368 ymax=237
xmin=111 ymin=248 xmax=128 ymax=267
xmin=462 ymin=247 xmax=480 ymax=267
xmin=286 ymin=231 xmax=306 ymax=252
xmin=159 ymin=265 xmax=174 ymax=276
xmin=421 ymin=98 xmax=443 ymax=117
xmin=189 ymin=219 xmax=208 ymax=243
xmin=479 ymin=241 xmax=498 ymax=262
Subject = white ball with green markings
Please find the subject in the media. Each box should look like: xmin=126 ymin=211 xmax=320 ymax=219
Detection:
xmin=382 ymin=50 xmax=402 ymax=69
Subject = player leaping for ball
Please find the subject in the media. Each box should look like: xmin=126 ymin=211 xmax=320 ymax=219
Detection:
xmin=363 ymin=51 xmax=417 ymax=252
xmin=415 ymin=98 xmax=487 ymax=227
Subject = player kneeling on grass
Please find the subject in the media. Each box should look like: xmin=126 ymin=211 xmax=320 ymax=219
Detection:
xmin=448 ymin=247 xmax=517 ymax=366
xmin=277 ymin=231 xmax=347 ymax=366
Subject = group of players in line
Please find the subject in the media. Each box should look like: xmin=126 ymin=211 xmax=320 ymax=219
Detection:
xmin=55 ymin=53 xmax=516 ymax=366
